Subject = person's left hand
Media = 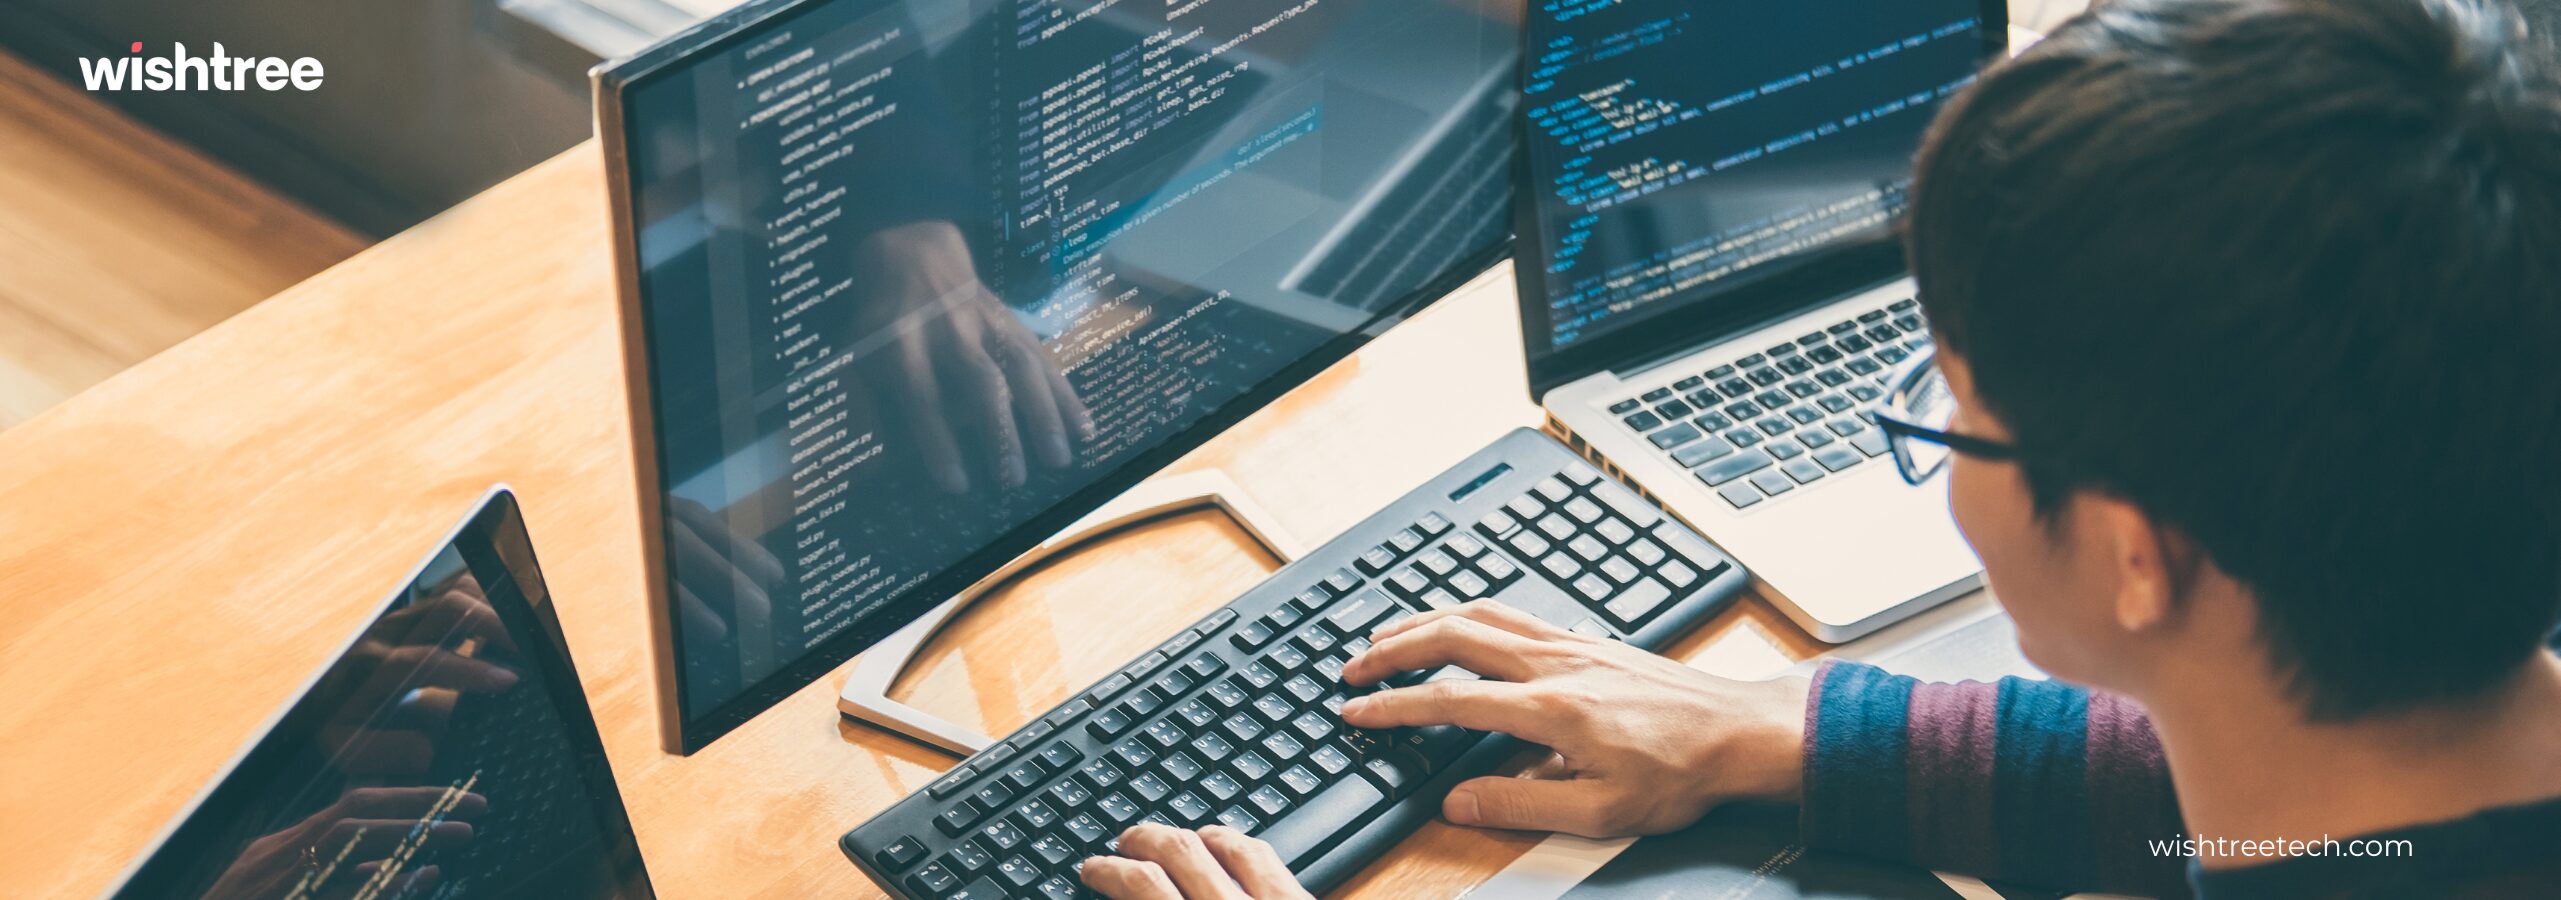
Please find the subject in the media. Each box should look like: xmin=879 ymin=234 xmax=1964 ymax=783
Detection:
xmin=1079 ymin=824 xmax=1313 ymax=900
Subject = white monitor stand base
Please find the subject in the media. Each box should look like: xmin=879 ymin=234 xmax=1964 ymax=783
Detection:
xmin=837 ymin=468 xmax=1306 ymax=755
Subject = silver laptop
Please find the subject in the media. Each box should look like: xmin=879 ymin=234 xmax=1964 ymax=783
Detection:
xmin=1513 ymin=0 xmax=2009 ymax=641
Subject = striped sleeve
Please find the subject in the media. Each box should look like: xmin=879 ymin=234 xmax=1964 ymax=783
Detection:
xmin=1798 ymin=660 xmax=2191 ymax=898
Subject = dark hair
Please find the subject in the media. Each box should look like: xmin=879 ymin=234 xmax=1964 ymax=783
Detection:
xmin=1908 ymin=0 xmax=2561 ymax=718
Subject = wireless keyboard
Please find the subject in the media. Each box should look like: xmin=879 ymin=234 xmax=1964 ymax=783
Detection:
xmin=840 ymin=428 xmax=1751 ymax=899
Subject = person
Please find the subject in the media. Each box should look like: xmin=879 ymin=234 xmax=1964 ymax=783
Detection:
xmin=1074 ymin=0 xmax=2561 ymax=895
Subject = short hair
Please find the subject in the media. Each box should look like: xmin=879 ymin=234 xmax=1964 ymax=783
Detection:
xmin=1906 ymin=0 xmax=2561 ymax=718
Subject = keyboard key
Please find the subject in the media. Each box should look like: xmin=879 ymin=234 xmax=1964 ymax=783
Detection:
xmin=1253 ymin=694 xmax=1295 ymax=722
xmin=1506 ymin=530 xmax=1550 ymax=560
xmin=1724 ymin=401 xmax=1762 ymax=420
xmin=1191 ymin=730 xmax=1238 ymax=762
xmin=1748 ymin=367 xmax=1783 ymax=386
xmin=1661 ymin=560 xmax=1701 ymax=589
xmin=1448 ymin=570 xmax=1490 ymax=598
xmin=1291 ymin=711 xmax=1336 ymax=742
xmin=1655 ymin=399 xmax=1695 ymax=420
xmin=1778 ymin=356 xmax=1813 ymax=375
xmin=911 ymin=862 xmax=962 ymax=897
xmin=1233 ymin=751 xmax=1276 ymax=781
xmin=1563 ymin=497 xmax=1606 ymax=524
xmin=1783 ymin=458 xmax=1826 ymax=484
xmin=1356 ymin=545 xmax=1397 ymax=574
xmin=1418 ymin=512 xmax=1454 ymax=535
xmin=1535 ymin=477 xmax=1573 ymax=502
xmin=1419 ymin=588 xmax=1458 ymax=609
xmin=1717 ymin=483 xmax=1761 ymax=508
xmin=1097 ymin=792 xmax=1142 ymax=824
xmin=1760 ymin=417 xmax=1794 ymax=436
xmin=1736 ymin=352 xmax=1766 ymax=367
xmin=1608 ymin=398 xmax=1641 ymax=414
xmin=1750 ymin=470 xmax=1796 ymax=497
xmin=1799 ymin=429 xmax=1834 ymax=449
xmin=1768 ymin=441 xmax=1803 ymax=461
xmin=1672 ymin=436 xmax=1736 ymax=468
xmin=1693 ymin=450 xmax=1774 ymax=487
xmin=1815 ymin=445 xmax=1863 ymax=472
xmin=1418 ymin=549 xmax=1459 ymax=576
xmin=1031 ymin=834 xmax=1075 ymax=865
xmin=1311 ymin=744 xmax=1354 ymax=775
xmin=1208 ymin=679 xmax=1251 ymax=708
xmin=1278 ymin=765 xmax=1324 ymax=796
xmin=1239 ymin=661 xmax=1281 ymax=688
xmin=1536 ymin=513 xmax=1576 ymax=540
xmin=1595 ymin=518 xmax=1636 ymax=544
xmin=1248 ymin=785 xmax=1293 ymax=817
xmin=1048 ymin=778 xmax=1092 ymax=808
xmin=981 ymin=819 xmax=1027 ymax=851
xmin=1475 ymin=510 xmax=1518 ymax=537
xmin=1567 ymin=534 xmax=1608 ymax=562
xmin=1858 ymin=309 xmax=1889 ymax=323
xmin=974 ymin=782 xmax=1018 ymax=813
xmin=1262 ymin=730 xmax=1307 ymax=761
xmin=880 ymin=835 xmax=929 ymax=872
xmin=1788 ymin=405 xmax=1823 ymax=424
xmin=1323 ymin=592 xmax=1394 ymax=634
xmin=1144 ymin=719 xmax=1188 ymax=749
xmin=1217 ymin=806 xmax=1262 ymax=834
xmin=1540 ymin=552 xmax=1580 ymax=580
xmin=1079 ymin=757 xmax=1125 ymax=790
xmin=1479 ymin=554 xmax=1519 ymax=581
xmin=1504 ymin=494 xmax=1543 ymax=519
xmin=1064 ymin=812 xmax=1109 ymax=843
xmin=1727 ymin=428 xmax=1763 ymax=448
xmin=1694 ymin=410 xmax=1735 ymax=432
xmin=1168 ymin=791 xmax=1215 ymax=824
xmin=1621 ymin=410 xmax=1664 ymax=431
xmin=947 ymin=839 xmax=995 ymax=873
xmin=1606 ymin=579 xmax=1674 ymax=622
xmin=1627 ymin=538 xmax=1666 ymax=566
xmin=1572 ymin=572 xmax=1611 ymax=600
xmin=1640 ymin=387 xmax=1673 ymax=403
xmin=1851 ymin=429 xmax=1890 ymax=457
xmin=1130 ymin=771 xmax=1173 ymax=802
xmin=1200 ymin=771 xmax=1245 ymax=801
xmin=1600 ymin=556 xmax=1641 ymax=583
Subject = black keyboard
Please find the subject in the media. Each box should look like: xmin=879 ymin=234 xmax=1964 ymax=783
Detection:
xmin=1603 ymin=297 xmax=1933 ymax=511
xmin=840 ymin=429 xmax=1750 ymax=899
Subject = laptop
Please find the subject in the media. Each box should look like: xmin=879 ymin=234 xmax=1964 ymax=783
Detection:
xmin=1514 ymin=0 xmax=2010 ymax=641
xmin=102 ymin=489 xmax=656 ymax=899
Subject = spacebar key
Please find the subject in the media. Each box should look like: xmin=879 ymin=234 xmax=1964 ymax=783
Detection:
xmin=1253 ymin=774 xmax=1391 ymax=867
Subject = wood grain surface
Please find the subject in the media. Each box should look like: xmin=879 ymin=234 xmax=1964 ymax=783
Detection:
xmin=0 ymin=143 xmax=1819 ymax=899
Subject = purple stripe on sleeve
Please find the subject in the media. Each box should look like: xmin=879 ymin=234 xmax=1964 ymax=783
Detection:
xmin=1903 ymin=678 xmax=2005 ymax=875
xmin=2081 ymin=690 xmax=2190 ymax=896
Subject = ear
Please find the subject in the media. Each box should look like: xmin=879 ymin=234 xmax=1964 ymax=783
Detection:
xmin=2086 ymin=495 xmax=2176 ymax=632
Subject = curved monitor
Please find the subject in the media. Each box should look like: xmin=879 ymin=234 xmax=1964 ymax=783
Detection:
xmin=596 ymin=0 xmax=1520 ymax=752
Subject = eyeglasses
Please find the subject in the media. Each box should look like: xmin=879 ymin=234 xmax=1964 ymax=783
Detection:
xmin=1868 ymin=345 xmax=2030 ymax=484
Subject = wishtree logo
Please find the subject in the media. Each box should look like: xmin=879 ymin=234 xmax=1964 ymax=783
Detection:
xmin=79 ymin=42 xmax=324 ymax=92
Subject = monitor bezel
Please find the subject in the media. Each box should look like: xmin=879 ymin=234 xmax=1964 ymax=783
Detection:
xmin=1510 ymin=0 xmax=2010 ymax=400
xmin=593 ymin=0 xmax=1513 ymax=754
xmin=99 ymin=488 xmax=657 ymax=899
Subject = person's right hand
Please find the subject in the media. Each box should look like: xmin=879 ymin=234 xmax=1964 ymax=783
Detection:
xmin=202 ymin=786 xmax=487 ymax=900
xmin=1338 ymin=600 xmax=1811 ymax=838
xmin=851 ymin=220 xmax=1094 ymax=492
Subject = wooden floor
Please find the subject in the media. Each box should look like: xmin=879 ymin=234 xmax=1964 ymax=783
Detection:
xmin=0 ymin=53 xmax=364 ymax=430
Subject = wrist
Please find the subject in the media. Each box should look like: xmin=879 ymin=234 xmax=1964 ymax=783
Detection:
xmin=1732 ymin=675 xmax=1812 ymax=803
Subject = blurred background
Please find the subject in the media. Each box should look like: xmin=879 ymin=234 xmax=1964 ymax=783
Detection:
xmin=0 ymin=0 xmax=2089 ymax=431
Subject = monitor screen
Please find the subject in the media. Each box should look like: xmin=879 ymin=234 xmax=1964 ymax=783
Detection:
xmin=1516 ymin=0 xmax=1993 ymax=356
xmin=605 ymin=0 xmax=1517 ymax=750
xmin=107 ymin=493 xmax=653 ymax=899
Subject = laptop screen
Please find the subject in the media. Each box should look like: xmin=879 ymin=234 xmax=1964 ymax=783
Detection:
xmin=1515 ymin=0 xmax=1996 ymax=359
xmin=107 ymin=493 xmax=652 ymax=899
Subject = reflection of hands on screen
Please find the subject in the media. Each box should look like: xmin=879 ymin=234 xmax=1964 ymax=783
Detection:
xmin=201 ymin=786 xmax=487 ymax=900
xmin=666 ymin=497 xmax=781 ymax=651
xmin=852 ymin=220 xmax=1095 ymax=492
xmin=312 ymin=579 xmax=522 ymax=775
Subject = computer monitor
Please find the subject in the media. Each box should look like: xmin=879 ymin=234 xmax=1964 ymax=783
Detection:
xmin=103 ymin=490 xmax=655 ymax=899
xmin=595 ymin=0 xmax=1520 ymax=753
xmin=1512 ymin=0 xmax=2002 ymax=387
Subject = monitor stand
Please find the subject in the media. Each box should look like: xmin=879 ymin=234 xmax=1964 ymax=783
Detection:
xmin=837 ymin=468 xmax=1307 ymax=755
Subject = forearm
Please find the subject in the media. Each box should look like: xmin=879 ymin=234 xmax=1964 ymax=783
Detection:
xmin=1798 ymin=661 xmax=2190 ymax=897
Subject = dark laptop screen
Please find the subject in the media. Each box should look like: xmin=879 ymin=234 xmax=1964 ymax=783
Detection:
xmin=108 ymin=494 xmax=651 ymax=899
xmin=1516 ymin=0 xmax=1994 ymax=357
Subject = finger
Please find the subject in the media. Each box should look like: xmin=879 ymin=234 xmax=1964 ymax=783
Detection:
xmin=1036 ymin=325 xmax=1096 ymax=441
xmin=1340 ymin=616 xmax=1549 ymax=685
xmin=1442 ymin=774 xmax=1627 ymax=837
xmin=670 ymin=514 xmax=773 ymax=628
xmin=1079 ymin=856 xmax=1183 ymax=900
xmin=1338 ymin=678 xmax=1559 ymax=743
xmin=891 ymin=323 xmax=971 ymax=492
xmin=1370 ymin=600 xmax=1575 ymax=644
xmin=667 ymin=498 xmax=787 ymax=589
xmin=364 ymin=645 xmax=520 ymax=695
xmin=327 ymin=727 xmax=435 ymax=775
xmin=676 ymin=582 xmax=731 ymax=643
xmin=320 ymin=818 xmax=477 ymax=858
xmin=333 ymin=787 xmax=490 ymax=819
xmin=1520 ymin=752 xmax=1575 ymax=781
xmin=394 ymin=588 xmax=517 ymax=655
xmin=983 ymin=301 xmax=1076 ymax=469
xmin=1114 ymin=824 xmax=1248 ymax=899
xmin=1196 ymin=826 xmax=1309 ymax=899
xmin=933 ymin=312 xmax=1026 ymax=489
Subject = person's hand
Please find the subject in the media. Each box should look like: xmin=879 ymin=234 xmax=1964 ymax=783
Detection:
xmin=852 ymin=220 xmax=1094 ymax=492
xmin=1339 ymin=600 xmax=1810 ymax=838
xmin=665 ymin=497 xmax=780 ymax=651
xmin=313 ymin=578 xmax=523 ymax=774
xmin=1080 ymin=824 xmax=1312 ymax=900
xmin=201 ymin=786 xmax=487 ymax=900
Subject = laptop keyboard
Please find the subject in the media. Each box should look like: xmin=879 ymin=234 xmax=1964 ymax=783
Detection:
xmin=842 ymin=430 xmax=1748 ymax=899
xmin=1606 ymin=298 xmax=1932 ymax=510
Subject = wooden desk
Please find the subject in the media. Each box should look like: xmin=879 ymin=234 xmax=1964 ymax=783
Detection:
xmin=0 ymin=144 xmax=1825 ymax=899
